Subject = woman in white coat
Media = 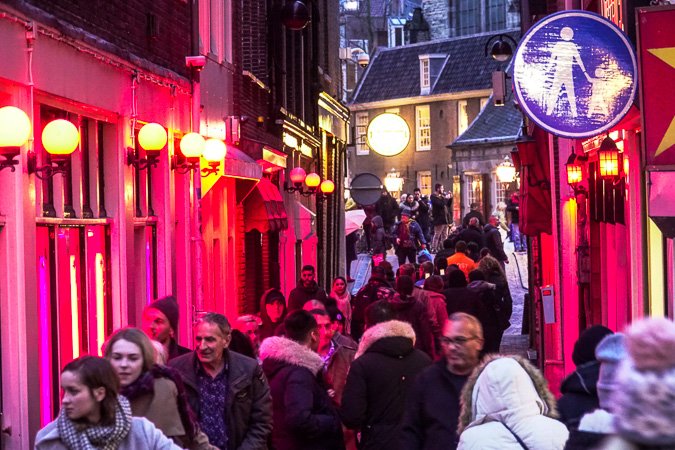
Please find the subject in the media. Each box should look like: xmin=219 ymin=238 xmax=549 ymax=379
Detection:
xmin=457 ymin=355 xmax=569 ymax=450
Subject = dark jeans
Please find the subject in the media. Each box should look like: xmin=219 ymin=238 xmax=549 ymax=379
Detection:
xmin=396 ymin=246 xmax=416 ymax=266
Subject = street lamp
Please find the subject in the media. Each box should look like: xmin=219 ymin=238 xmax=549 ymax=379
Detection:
xmin=28 ymin=119 xmax=80 ymax=179
xmin=383 ymin=168 xmax=404 ymax=194
xmin=281 ymin=0 xmax=310 ymax=30
xmin=0 ymin=106 xmax=31 ymax=172
xmin=496 ymin=156 xmax=516 ymax=184
xmin=484 ymin=34 xmax=518 ymax=62
xmin=565 ymin=152 xmax=587 ymax=195
xmin=284 ymin=166 xmax=333 ymax=199
xmin=127 ymin=122 xmax=167 ymax=171
xmin=598 ymin=136 xmax=621 ymax=179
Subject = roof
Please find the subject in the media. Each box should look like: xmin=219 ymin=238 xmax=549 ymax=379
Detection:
xmin=450 ymin=65 xmax=523 ymax=148
xmin=350 ymin=30 xmax=520 ymax=105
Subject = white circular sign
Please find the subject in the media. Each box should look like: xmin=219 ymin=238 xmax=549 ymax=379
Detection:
xmin=366 ymin=113 xmax=410 ymax=156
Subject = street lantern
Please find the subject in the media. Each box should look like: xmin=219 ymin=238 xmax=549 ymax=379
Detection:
xmin=128 ymin=122 xmax=167 ymax=171
xmin=0 ymin=106 xmax=31 ymax=172
xmin=320 ymin=180 xmax=335 ymax=194
xmin=281 ymin=0 xmax=310 ymax=30
xmin=496 ymin=157 xmax=516 ymax=183
xmin=566 ymin=153 xmax=583 ymax=187
xmin=201 ymin=138 xmax=227 ymax=177
xmin=305 ymin=172 xmax=321 ymax=189
xmin=598 ymin=136 xmax=620 ymax=178
xmin=289 ymin=167 xmax=307 ymax=186
xmin=180 ymin=132 xmax=205 ymax=159
xmin=383 ymin=169 xmax=404 ymax=194
xmin=28 ymin=119 xmax=80 ymax=178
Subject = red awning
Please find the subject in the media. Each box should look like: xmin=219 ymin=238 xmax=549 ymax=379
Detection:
xmin=518 ymin=125 xmax=552 ymax=236
xmin=244 ymin=178 xmax=289 ymax=233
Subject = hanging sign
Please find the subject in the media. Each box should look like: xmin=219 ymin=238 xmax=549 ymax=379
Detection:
xmin=638 ymin=6 xmax=675 ymax=166
xmin=513 ymin=10 xmax=637 ymax=139
xmin=366 ymin=113 xmax=410 ymax=156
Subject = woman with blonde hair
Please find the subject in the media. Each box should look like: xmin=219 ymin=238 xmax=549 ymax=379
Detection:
xmin=35 ymin=355 xmax=180 ymax=449
xmin=104 ymin=327 xmax=215 ymax=449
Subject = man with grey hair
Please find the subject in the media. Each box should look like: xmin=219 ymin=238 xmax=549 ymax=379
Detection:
xmin=169 ymin=313 xmax=272 ymax=450
xmin=400 ymin=313 xmax=484 ymax=450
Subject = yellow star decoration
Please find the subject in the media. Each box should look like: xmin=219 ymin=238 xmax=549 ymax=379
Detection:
xmin=648 ymin=47 xmax=675 ymax=156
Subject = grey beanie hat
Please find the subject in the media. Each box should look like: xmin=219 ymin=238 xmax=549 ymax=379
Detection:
xmin=595 ymin=332 xmax=626 ymax=410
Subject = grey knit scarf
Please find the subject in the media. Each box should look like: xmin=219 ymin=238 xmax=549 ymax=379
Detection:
xmin=57 ymin=396 xmax=132 ymax=449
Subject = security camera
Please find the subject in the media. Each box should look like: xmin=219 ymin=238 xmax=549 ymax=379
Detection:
xmin=356 ymin=52 xmax=370 ymax=68
xmin=185 ymin=56 xmax=206 ymax=69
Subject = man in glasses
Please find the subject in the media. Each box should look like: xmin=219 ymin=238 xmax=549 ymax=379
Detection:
xmin=400 ymin=313 xmax=484 ymax=450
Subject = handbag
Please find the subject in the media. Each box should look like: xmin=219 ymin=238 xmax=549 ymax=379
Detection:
xmin=501 ymin=422 xmax=529 ymax=450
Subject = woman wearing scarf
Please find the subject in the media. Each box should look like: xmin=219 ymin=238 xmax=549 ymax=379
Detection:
xmin=103 ymin=328 xmax=215 ymax=449
xmin=35 ymin=355 xmax=180 ymax=449
xmin=330 ymin=276 xmax=353 ymax=335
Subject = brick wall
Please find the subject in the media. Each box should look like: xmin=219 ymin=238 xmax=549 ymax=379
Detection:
xmin=422 ymin=0 xmax=450 ymax=40
xmin=26 ymin=0 xmax=192 ymax=75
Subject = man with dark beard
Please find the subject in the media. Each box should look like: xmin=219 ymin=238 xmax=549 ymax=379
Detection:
xmin=288 ymin=265 xmax=329 ymax=312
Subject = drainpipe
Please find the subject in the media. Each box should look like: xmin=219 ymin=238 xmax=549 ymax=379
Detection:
xmin=190 ymin=0 xmax=204 ymax=315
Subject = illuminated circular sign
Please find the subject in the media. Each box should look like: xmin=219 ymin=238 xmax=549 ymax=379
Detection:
xmin=366 ymin=113 xmax=410 ymax=156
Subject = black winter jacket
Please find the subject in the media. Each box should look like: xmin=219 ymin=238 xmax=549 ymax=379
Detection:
xmin=260 ymin=337 xmax=344 ymax=450
xmin=341 ymin=321 xmax=431 ymax=450
xmin=400 ymin=360 xmax=469 ymax=450
xmin=558 ymin=361 xmax=601 ymax=430
xmin=168 ymin=351 xmax=272 ymax=450
xmin=483 ymin=224 xmax=508 ymax=262
xmin=351 ymin=277 xmax=391 ymax=341
xmin=288 ymin=281 xmax=328 ymax=312
xmin=430 ymin=193 xmax=452 ymax=226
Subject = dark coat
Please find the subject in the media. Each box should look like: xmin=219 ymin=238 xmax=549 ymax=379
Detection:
xmin=462 ymin=210 xmax=485 ymax=227
xmin=288 ymin=281 xmax=328 ymax=312
xmin=375 ymin=194 xmax=400 ymax=229
xmin=168 ymin=351 xmax=272 ymax=450
xmin=563 ymin=429 xmax=607 ymax=450
xmin=259 ymin=289 xmax=287 ymax=341
xmin=484 ymin=271 xmax=513 ymax=331
xmin=168 ymin=338 xmax=192 ymax=361
xmin=386 ymin=295 xmax=435 ymax=359
xmin=325 ymin=337 xmax=357 ymax=408
xmin=370 ymin=216 xmax=388 ymax=255
xmin=484 ymin=224 xmax=508 ymax=262
xmin=341 ymin=321 xmax=432 ymax=450
xmin=430 ymin=193 xmax=452 ymax=226
xmin=259 ymin=337 xmax=344 ymax=450
xmin=558 ymin=361 xmax=601 ymax=430
xmin=400 ymin=360 xmax=469 ymax=450
xmin=458 ymin=226 xmax=486 ymax=251
xmin=351 ymin=277 xmax=391 ymax=341
xmin=506 ymin=199 xmax=520 ymax=223
xmin=416 ymin=198 xmax=431 ymax=232
xmin=443 ymin=282 xmax=501 ymax=354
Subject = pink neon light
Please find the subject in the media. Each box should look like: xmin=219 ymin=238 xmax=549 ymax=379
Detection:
xmin=95 ymin=253 xmax=105 ymax=355
xmin=70 ymin=256 xmax=80 ymax=359
xmin=146 ymin=238 xmax=152 ymax=304
xmin=38 ymin=255 xmax=52 ymax=425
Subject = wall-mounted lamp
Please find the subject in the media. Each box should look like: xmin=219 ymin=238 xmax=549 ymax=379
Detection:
xmin=27 ymin=119 xmax=79 ymax=179
xmin=284 ymin=166 xmax=334 ymax=200
xmin=383 ymin=168 xmax=404 ymax=193
xmin=281 ymin=0 xmax=310 ymax=30
xmin=0 ymin=106 xmax=31 ymax=172
xmin=171 ymin=133 xmax=226 ymax=177
xmin=598 ymin=136 xmax=621 ymax=179
xmin=484 ymin=34 xmax=518 ymax=62
xmin=566 ymin=152 xmax=587 ymax=195
xmin=496 ymin=156 xmax=517 ymax=184
xmin=127 ymin=122 xmax=167 ymax=171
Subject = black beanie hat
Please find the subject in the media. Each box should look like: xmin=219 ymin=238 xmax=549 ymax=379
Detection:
xmin=572 ymin=325 xmax=613 ymax=366
xmin=147 ymin=296 xmax=179 ymax=333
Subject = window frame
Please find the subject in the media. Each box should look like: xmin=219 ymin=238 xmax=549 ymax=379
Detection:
xmin=457 ymin=99 xmax=469 ymax=136
xmin=415 ymin=105 xmax=431 ymax=151
xmin=355 ymin=112 xmax=369 ymax=155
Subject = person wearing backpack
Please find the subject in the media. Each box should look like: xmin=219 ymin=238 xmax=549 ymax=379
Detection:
xmin=393 ymin=211 xmax=426 ymax=266
xmin=370 ymin=215 xmax=392 ymax=266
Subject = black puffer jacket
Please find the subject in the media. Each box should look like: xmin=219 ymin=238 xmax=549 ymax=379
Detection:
xmin=260 ymin=337 xmax=344 ymax=450
xmin=341 ymin=321 xmax=431 ymax=450
xmin=558 ymin=361 xmax=601 ymax=430
xmin=288 ymin=281 xmax=328 ymax=312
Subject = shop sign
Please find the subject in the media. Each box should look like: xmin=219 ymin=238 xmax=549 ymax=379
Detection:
xmin=638 ymin=6 xmax=675 ymax=166
xmin=513 ymin=10 xmax=637 ymax=139
xmin=366 ymin=113 xmax=410 ymax=157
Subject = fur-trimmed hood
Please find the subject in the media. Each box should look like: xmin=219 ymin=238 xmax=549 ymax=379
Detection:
xmin=355 ymin=320 xmax=416 ymax=359
xmin=458 ymin=354 xmax=558 ymax=434
xmin=259 ymin=336 xmax=324 ymax=376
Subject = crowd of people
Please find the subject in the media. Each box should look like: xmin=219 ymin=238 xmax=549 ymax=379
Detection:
xmin=34 ymin=192 xmax=675 ymax=449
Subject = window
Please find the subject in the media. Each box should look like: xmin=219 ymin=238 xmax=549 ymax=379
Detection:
xmin=457 ymin=100 xmax=469 ymax=135
xmin=355 ymin=113 xmax=369 ymax=155
xmin=416 ymin=105 xmax=431 ymax=151
xmin=343 ymin=0 xmax=359 ymax=11
xmin=466 ymin=173 xmax=483 ymax=213
xmin=457 ymin=0 xmax=480 ymax=35
xmin=494 ymin=174 xmax=509 ymax=205
xmin=420 ymin=58 xmax=430 ymax=95
xmin=486 ymin=0 xmax=507 ymax=31
xmin=389 ymin=24 xmax=405 ymax=47
xmin=417 ymin=171 xmax=432 ymax=196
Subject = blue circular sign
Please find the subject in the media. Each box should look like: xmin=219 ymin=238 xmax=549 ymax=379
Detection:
xmin=513 ymin=10 xmax=637 ymax=138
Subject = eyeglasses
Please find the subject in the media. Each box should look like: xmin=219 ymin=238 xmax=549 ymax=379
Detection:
xmin=439 ymin=336 xmax=476 ymax=346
